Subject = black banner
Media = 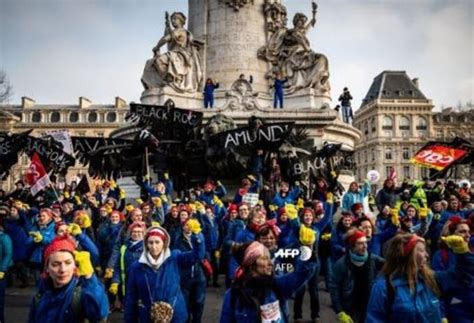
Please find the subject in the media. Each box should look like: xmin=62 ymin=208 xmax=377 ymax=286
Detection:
xmin=210 ymin=122 xmax=294 ymax=150
xmin=23 ymin=136 xmax=75 ymax=175
xmin=127 ymin=103 xmax=203 ymax=141
xmin=0 ymin=132 xmax=30 ymax=179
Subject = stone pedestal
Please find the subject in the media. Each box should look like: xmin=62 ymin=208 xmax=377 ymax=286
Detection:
xmin=141 ymin=88 xmax=203 ymax=109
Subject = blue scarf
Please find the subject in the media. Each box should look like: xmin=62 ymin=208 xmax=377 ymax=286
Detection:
xmin=349 ymin=250 xmax=368 ymax=265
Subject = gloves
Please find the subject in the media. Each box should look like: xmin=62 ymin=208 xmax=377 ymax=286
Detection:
xmin=213 ymin=196 xmax=224 ymax=208
xmin=104 ymin=268 xmax=114 ymax=279
xmin=326 ymin=192 xmax=334 ymax=203
xmin=68 ymin=223 xmax=82 ymax=236
xmin=119 ymin=188 xmax=126 ymax=200
xmin=296 ymin=198 xmax=304 ymax=210
xmin=331 ymin=170 xmax=337 ymax=178
xmin=187 ymin=219 xmax=202 ymax=234
xmin=143 ymin=174 xmax=150 ymax=180
xmin=214 ymin=250 xmax=221 ymax=259
xmin=418 ymin=208 xmax=429 ymax=219
xmin=321 ymin=232 xmax=332 ymax=241
xmin=442 ymin=235 xmax=469 ymax=254
xmin=152 ymin=197 xmax=162 ymax=208
xmin=73 ymin=251 xmax=94 ymax=278
xmin=390 ymin=208 xmax=400 ymax=226
xmin=136 ymin=198 xmax=144 ymax=205
xmin=188 ymin=203 xmax=197 ymax=214
xmin=29 ymin=231 xmax=43 ymax=243
xmin=109 ymin=180 xmax=117 ymax=189
xmin=269 ymin=204 xmax=277 ymax=212
xmin=0 ymin=272 xmax=4 ymax=280
xmin=77 ymin=213 xmax=92 ymax=229
xmin=105 ymin=205 xmax=113 ymax=214
xmin=433 ymin=213 xmax=441 ymax=221
xmin=194 ymin=201 xmax=205 ymax=213
xmin=284 ymin=204 xmax=298 ymax=220
xmin=163 ymin=172 xmax=169 ymax=180
xmin=247 ymin=174 xmax=256 ymax=182
xmin=299 ymin=226 xmax=316 ymax=246
xmin=125 ymin=204 xmax=134 ymax=213
xmin=337 ymin=311 xmax=354 ymax=323
xmin=441 ymin=318 xmax=448 ymax=323
xmin=109 ymin=283 xmax=119 ymax=295
xmin=160 ymin=195 xmax=168 ymax=204
xmin=74 ymin=195 xmax=81 ymax=205
xmin=216 ymin=180 xmax=222 ymax=187
xmin=64 ymin=191 xmax=70 ymax=199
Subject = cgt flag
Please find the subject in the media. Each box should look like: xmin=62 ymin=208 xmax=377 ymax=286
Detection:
xmin=410 ymin=143 xmax=468 ymax=171
xmin=25 ymin=153 xmax=51 ymax=196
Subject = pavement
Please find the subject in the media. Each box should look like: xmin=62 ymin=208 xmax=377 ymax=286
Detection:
xmin=5 ymin=277 xmax=337 ymax=322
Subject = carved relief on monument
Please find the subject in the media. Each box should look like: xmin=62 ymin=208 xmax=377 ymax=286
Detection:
xmin=225 ymin=0 xmax=254 ymax=11
xmin=258 ymin=1 xmax=331 ymax=96
xmin=141 ymin=12 xmax=203 ymax=94
xmin=221 ymin=77 xmax=267 ymax=111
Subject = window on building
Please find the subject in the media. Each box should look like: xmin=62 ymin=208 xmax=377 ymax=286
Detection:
xmin=417 ymin=117 xmax=427 ymax=137
xmin=69 ymin=112 xmax=79 ymax=123
xmin=371 ymin=117 xmax=376 ymax=133
xmin=50 ymin=111 xmax=60 ymax=123
xmin=32 ymin=111 xmax=42 ymax=123
xmin=436 ymin=129 xmax=443 ymax=138
xmin=106 ymin=112 xmax=117 ymax=123
xmin=364 ymin=150 xmax=367 ymax=163
xmin=371 ymin=148 xmax=375 ymax=161
xmin=402 ymin=147 xmax=410 ymax=160
xmin=385 ymin=147 xmax=392 ymax=160
xmin=88 ymin=112 xmax=98 ymax=123
xmin=442 ymin=115 xmax=451 ymax=122
xmin=403 ymin=166 xmax=411 ymax=179
xmin=382 ymin=116 xmax=393 ymax=137
xmin=364 ymin=121 xmax=369 ymax=135
xmin=399 ymin=116 xmax=410 ymax=137
xmin=385 ymin=166 xmax=392 ymax=178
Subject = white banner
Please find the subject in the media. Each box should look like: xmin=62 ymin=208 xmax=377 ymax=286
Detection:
xmin=46 ymin=130 xmax=74 ymax=155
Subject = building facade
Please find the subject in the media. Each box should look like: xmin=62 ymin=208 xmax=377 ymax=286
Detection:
xmin=0 ymin=96 xmax=129 ymax=191
xmin=432 ymin=107 xmax=474 ymax=181
xmin=353 ymin=71 xmax=435 ymax=186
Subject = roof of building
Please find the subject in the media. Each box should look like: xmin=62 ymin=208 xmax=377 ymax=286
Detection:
xmin=361 ymin=71 xmax=427 ymax=107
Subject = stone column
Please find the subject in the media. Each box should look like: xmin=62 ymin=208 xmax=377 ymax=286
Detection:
xmin=188 ymin=0 xmax=269 ymax=95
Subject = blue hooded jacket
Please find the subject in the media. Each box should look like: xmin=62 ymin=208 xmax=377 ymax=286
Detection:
xmin=124 ymin=233 xmax=205 ymax=323
xmin=28 ymin=275 xmax=108 ymax=323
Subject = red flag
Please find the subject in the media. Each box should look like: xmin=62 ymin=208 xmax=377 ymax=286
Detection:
xmin=410 ymin=144 xmax=468 ymax=171
xmin=25 ymin=153 xmax=51 ymax=196
xmin=388 ymin=166 xmax=397 ymax=180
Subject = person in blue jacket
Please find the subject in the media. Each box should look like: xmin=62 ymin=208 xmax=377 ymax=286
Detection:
xmin=198 ymin=181 xmax=227 ymax=206
xmin=175 ymin=219 xmax=207 ymax=323
xmin=28 ymin=234 xmax=109 ymax=322
xmin=271 ymin=72 xmax=288 ymax=109
xmin=330 ymin=211 xmax=353 ymax=262
xmin=272 ymin=181 xmax=302 ymax=207
xmin=3 ymin=205 xmax=29 ymax=287
xmin=203 ymin=78 xmax=219 ymax=109
xmin=26 ymin=208 xmax=56 ymax=277
xmin=109 ymin=221 xmax=146 ymax=310
xmin=220 ymin=240 xmax=317 ymax=323
xmin=0 ymin=216 xmax=12 ymax=323
xmin=366 ymin=233 xmax=474 ymax=323
xmin=124 ymin=224 xmax=205 ymax=323
xmin=342 ymin=180 xmax=370 ymax=212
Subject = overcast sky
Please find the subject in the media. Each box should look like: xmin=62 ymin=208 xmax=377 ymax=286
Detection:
xmin=1 ymin=0 xmax=473 ymax=110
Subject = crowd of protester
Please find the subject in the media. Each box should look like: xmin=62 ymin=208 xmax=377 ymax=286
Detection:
xmin=0 ymin=168 xmax=472 ymax=323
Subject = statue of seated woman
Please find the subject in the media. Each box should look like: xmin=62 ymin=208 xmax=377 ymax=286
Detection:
xmin=141 ymin=12 xmax=203 ymax=94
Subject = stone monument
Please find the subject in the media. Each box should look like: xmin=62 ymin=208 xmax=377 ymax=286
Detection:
xmin=118 ymin=0 xmax=360 ymax=167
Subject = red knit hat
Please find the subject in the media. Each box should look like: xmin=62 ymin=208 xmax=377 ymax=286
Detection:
xmin=227 ymin=204 xmax=238 ymax=213
xmin=128 ymin=221 xmax=146 ymax=233
xmin=447 ymin=215 xmax=466 ymax=234
xmin=43 ymin=235 xmax=76 ymax=265
xmin=351 ymin=203 xmax=364 ymax=213
xmin=345 ymin=230 xmax=366 ymax=246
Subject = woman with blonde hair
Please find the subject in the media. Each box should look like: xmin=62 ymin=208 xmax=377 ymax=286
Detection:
xmin=366 ymin=233 xmax=473 ymax=323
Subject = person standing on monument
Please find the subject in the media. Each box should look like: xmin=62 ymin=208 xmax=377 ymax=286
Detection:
xmin=203 ymin=78 xmax=219 ymax=109
xmin=271 ymin=72 xmax=288 ymax=109
xmin=338 ymin=87 xmax=353 ymax=124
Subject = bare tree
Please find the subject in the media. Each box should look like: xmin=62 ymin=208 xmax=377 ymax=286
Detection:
xmin=0 ymin=70 xmax=13 ymax=103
